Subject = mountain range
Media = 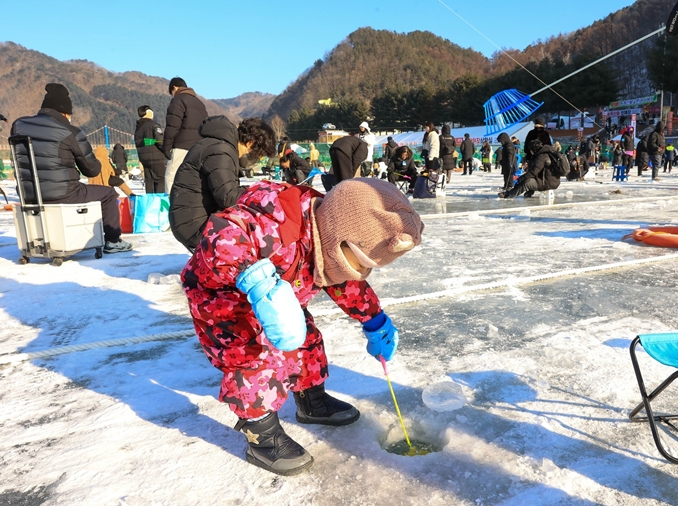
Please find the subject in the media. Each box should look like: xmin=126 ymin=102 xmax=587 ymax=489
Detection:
xmin=0 ymin=0 xmax=671 ymax=138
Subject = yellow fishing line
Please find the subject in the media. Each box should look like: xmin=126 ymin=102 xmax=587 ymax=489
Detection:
xmin=380 ymin=356 xmax=412 ymax=449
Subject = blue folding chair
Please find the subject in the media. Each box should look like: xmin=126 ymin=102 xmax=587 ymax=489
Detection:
xmin=629 ymin=333 xmax=678 ymax=463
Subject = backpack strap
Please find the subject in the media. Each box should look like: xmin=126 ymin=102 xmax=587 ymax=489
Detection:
xmin=277 ymin=184 xmax=324 ymax=283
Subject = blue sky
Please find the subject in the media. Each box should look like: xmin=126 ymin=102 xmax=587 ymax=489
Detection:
xmin=2 ymin=0 xmax=636 ymax=99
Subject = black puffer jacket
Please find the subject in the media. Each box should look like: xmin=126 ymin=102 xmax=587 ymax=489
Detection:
xmin=647 ymin=121 xmax=666 ymax=155
xmin=163 ymin=87 xmax=208 ymax=156
xmin=135 ymin=118 xmax=168 ymax=166
xmin=523 ymin=126 xmax=552 ymax=162
xmin=286 ymin=151 xmax=312 ymax=178
xmin=111 ymin=143 xmax=128 ymax=175
xmin=169 ymin=115 xmax=242 ymax=250
xmin=498 ymin=133 xmax=514 ymax=175
xmin=621 ymin=131 xmax=635 ymax=152
xmin=525 ymin=144 xmax=560 ymax=190
xmin=439 ymin=125 xmax=457 ymax=171
xmin=11 ymin=108 xmax=100 ymax=202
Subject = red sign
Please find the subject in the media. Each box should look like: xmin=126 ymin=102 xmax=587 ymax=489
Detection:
xmin=668 ymin=111 xmax=674 ymax=136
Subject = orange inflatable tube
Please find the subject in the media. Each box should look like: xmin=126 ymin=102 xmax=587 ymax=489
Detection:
xmin=624 ymin=226 xmax=678 ymax=248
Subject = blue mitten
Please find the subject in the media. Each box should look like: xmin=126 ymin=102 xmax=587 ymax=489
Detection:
xmin=362 ymin=311 xmax=399 ymax=361
xmin=235 ymin=258 xmax=307 ymax=351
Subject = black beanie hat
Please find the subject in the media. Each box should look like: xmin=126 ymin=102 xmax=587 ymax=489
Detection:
xmin=41 ymin=83 xmax=73 ymax=115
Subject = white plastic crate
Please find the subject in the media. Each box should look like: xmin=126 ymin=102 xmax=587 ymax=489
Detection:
xmin=12 ymin=202 xmax=104 ymax=257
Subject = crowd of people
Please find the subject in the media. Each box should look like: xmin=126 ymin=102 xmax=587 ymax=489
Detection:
xmin=5 ymin=82 xmax=675 ymax=477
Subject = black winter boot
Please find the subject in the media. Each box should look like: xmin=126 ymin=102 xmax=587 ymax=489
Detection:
xmin=235 ymin=412 xmax=313 ymax=476
xmin=293 ymin=383 xmax=360 ymax=426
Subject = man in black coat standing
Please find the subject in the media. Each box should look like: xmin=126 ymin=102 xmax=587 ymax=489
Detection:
xmin=135 ymin=105 xmax=168 ymax=193
xmin=328 ymin=134 xmax=368 ymax=186
xmin=498 ymin=133 xmax=515 ymax=190
xmin=11 ymin=83 xmax=132 ymax=253
xmin=460 ymin=133 xmax=475 ymax=175
xmin=647 ymin=121 xmax=666 ymax=180
xmin=163 ymin=77 xmax=208 ymax=194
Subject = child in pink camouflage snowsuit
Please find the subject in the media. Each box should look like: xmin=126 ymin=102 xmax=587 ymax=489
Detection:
xmin=181 ymin=178 xmax=423 ymax=475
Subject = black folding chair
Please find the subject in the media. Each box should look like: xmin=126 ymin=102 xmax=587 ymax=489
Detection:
xmin=629 ymin=333 xmax=678 ymax=464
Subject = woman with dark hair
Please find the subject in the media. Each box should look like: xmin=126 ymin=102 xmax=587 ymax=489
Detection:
xmin=387 ymin=145 xmax=417 ymax=189
xmin=169 ymin=116 xmax=276 ymax=251
xmin=439 ymin=124 xmax=457 ymax=183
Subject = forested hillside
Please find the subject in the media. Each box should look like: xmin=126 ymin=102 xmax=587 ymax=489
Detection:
xmin=212 ymin=92 xmax=275 ymax=120
xmin=274 ymin=0 xmax=673 ymax=140
xmin=267 ymin=28 xmax=491 ymax=124
xmin=0 ymin=42 xmax=237 ymax=136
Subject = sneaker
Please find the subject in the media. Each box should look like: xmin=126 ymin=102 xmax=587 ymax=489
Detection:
xmin=104 ymin=239 xmax=133 ymax=254
xmin=498 ymin=191 xmax=507 ymax=198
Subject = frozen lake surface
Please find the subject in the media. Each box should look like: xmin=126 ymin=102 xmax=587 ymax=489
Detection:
xmin=1 ymin=168 xmax=678 ymax=505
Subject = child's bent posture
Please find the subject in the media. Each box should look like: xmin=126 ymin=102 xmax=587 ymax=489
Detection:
xmin=181 ymin=178 xmax=424 ymax=475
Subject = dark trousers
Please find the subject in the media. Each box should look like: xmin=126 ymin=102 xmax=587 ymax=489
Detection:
xmin=463 ymin=158 xmax=473 ymax=174
xmin=142 ymin=162 xmax=166 ymax=194
xmin=48 ymin=183 xmax=121 ymax=243
xmin=664 ymin=159 xmax=673 ymax=172
xmin=502 ymin=169 xmax=514 ymax=190
xmin=622 ymin=154 xmax=634 ymax=175
xmin=649 ymin=153 xmax=662 ymax=179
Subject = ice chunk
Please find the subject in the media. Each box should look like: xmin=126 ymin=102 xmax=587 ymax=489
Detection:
xmin=159 ymin=274 xmax=182 ymax=285
xmin=565 ymin=191 xmax=573 ymax=199
xmin=147 ymin=272 xmax=163 ymax=284
xmin=422 ymin=381 xmax=466 ymax=412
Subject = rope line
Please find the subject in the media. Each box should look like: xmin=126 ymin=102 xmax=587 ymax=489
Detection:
xmin=417 ymin=195 xmax=678 ymax=220
xmin=3 ymin=253 xmax=678 ymax=364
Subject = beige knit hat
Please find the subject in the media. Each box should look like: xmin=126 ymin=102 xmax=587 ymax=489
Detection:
xmin=311 ymin=178 xmax=424 ymax=287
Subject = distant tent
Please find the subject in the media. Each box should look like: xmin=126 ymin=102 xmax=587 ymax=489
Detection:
xmin=374 ymin=122 xmax=536 ymax=150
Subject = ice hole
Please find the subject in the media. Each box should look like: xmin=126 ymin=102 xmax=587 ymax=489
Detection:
xmin=379 ymin=419 xmax=445 ymax=456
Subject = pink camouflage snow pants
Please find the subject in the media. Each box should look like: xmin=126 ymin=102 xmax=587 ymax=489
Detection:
xmin=192 ymin=302 xmax=328 ymax=419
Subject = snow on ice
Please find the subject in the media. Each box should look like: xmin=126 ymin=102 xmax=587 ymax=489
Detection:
xmin=2 ymin=170 xmax=678 ymax=505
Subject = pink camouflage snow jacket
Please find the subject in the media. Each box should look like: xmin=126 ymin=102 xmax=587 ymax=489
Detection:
xmin=181 ymin=181 xmax=382 ymax=366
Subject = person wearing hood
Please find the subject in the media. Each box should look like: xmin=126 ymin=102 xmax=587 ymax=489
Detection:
xmin=135 ymin=105 xmax=169 ymax=193
xmin=358 ymin=121 xmax=376 ymax=176
xmin=523 ymin=118 xmax=552 ymax=164
xmin=439 ymin=124 xmax=457 ymax=183
xmin=163 ymin=77 xmax=209 ymax=193
xmin=498 ymin=133 xmax=515 ymax=190
xmin=636 ymin=136 xmax=649 ymax=176
xmin=90 ymin=146 xmax=134 ymax=197
xmin=499 ymin=139 xmax=560 ymax=199
xmin=280 ymin=148 xmax=312 ymax=185
xmin=111 ymin=143 xmax=128 ymax=176
xmin=181 ymin=177 xmax=424 ymax=476
xmin=383 ymin=136 xmax=398 ymax=162
xmin=647 ymin=121 xmax=666 ymax=180
xmin=169 ymin=116 xmax=276 ymax=251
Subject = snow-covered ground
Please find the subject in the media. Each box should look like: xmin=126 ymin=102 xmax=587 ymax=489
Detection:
xmin=2 ymin=168 xmax=678 ymax=506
